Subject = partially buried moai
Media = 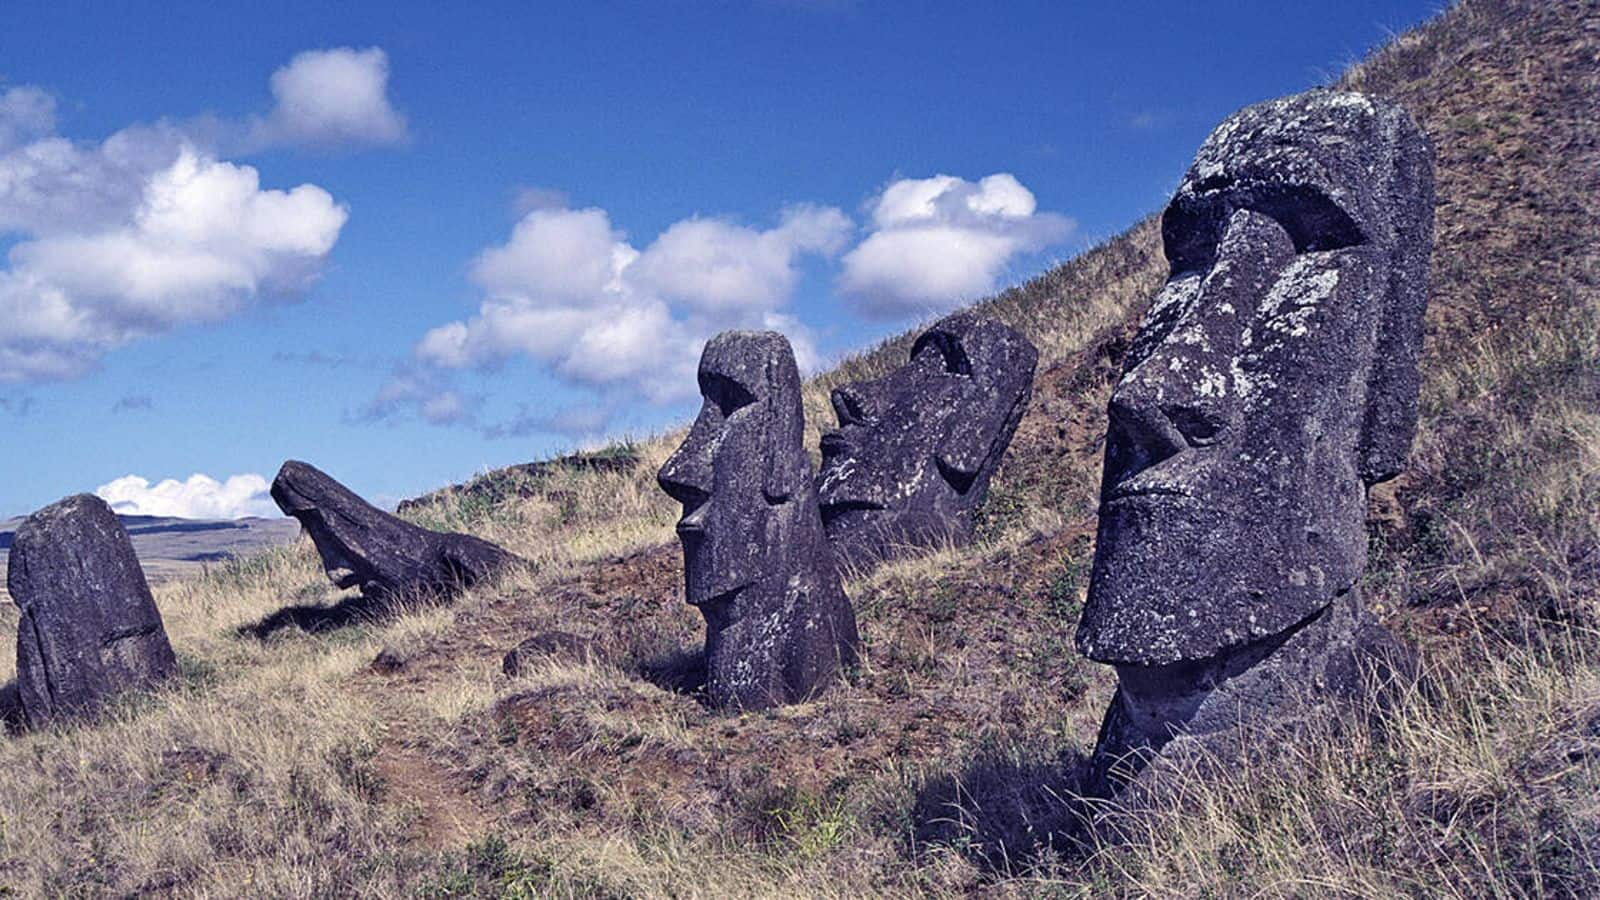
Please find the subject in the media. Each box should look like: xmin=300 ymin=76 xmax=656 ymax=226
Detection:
xmin=817 ymin=312 xmax=1037 ymax=569
xmin=271 ymin=460 xmax=520 ymax=602
xmin=1076 ymin=89 xmax=1434 ymax=788
xmin=658 ymin=331 xmax=860 ymax=710
xmin=7 ymin=494 xmax=178 ymax=728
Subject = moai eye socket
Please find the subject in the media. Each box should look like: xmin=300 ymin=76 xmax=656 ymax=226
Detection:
xmin=1248 ymin=185 xmax=1367 ymax=253
xmin=699 ymin=372 xmax=757 ymax=417
xmin=1164 ymin=184 xmax=1369 ymax=276
xmin=830 ymin=385 xmax=872 ymax=427
xmin=910 ymin=332 xmax=973 ymax=376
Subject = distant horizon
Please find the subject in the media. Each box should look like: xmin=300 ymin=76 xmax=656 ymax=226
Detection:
xmin=0 ymin=510 xmax=298 ymax=525
xmin=1 ymin=0 xmax=1441 ymax=520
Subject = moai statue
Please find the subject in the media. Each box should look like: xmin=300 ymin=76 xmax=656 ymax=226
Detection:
xmin=272 ymin=460 xmax=520 ymax=601
xmin=7 ymin=494 xmax=178 ymax=727
xmin=1076 ymin=89 xmax=1434 ymax=788
xmin=817 ymin=312 xmax=1038 ymax=569
xmin=658 ymin=331 xmax=860 ymax=710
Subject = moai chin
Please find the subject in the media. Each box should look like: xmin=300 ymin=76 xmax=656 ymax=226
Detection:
xmin=817 ymin=311 xmax=1038 ymax=569
xmin=658 ymin=330 xmax=860 ymax=710
xmin=1075 ymin=89 xmax=1434 ymax=788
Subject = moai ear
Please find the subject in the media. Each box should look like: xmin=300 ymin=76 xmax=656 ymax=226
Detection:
xmin=763 ymin=351 xmax=809 ymax=504
xmin=1358 ymin=103 xmax=1434 ymax=486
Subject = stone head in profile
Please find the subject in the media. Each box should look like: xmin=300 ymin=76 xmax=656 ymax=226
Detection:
xmin=657 ymin=331 xmax=812 ymax=609
xmin=1078 ymin=90 xmax=1434 ymax=673
xmin=816 ymin=311 xmax=1037 ymax=568
xmin=658 ymin=330 xmax=859 ymax=710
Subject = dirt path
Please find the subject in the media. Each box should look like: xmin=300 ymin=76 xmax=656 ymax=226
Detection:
xmin=353 ymin=655 xmax=509 ymax=851
xmin=375 ymin=744 xmax=484 ymax=850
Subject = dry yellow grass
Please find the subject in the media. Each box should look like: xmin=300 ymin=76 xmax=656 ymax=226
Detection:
xmin=0 ymin=0 xmax=1596 ymax=896
xmin=1072 ymin=624 xmax=1600 ymax=899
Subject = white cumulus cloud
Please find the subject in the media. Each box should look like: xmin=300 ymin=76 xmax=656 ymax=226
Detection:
xmin=838 ymin=173 xmax=1071 ymax=318
xmin=401 ymin=203 xmax=847 ymax=418
xmin=253 ymin=47 xmax=408 ymax=150
xmin=629 ymin=205 xmax=850 ymax=314
xmin=0 ymin=86 xmax=55 ymax=150
xmin=0 ymin=87 xmax=349 ymax=383
xmin=357 ymin=366 xmax=477 ymax=425
xmin=96 ymin=473 xmax=277 ymax=520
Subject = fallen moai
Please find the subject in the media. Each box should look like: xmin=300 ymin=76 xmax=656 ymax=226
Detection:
xmin=7 ymin=494 xmax=178 ymax=728
xmin=817 ymin=311 xmax=1037 ymax=569
xmin=1075 ymin=89 xmax=1434 ymax=789
xmin=271 ymin=460 xmax=520 ymax=601
xmin=658 ymin=331 xmax=860 ymax=710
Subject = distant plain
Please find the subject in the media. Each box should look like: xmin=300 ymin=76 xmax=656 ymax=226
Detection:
xmin=0 ymin=514 xmax=301 ymax=603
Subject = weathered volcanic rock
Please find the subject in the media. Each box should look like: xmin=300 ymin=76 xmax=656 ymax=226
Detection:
xmin=817 ymin=312 xmax=1037 ymax=569
xmin=7 ymin=494 xmax=177 ymax=728
xmin=1076 ymin=89 xmax=1433 ymax=789
xmin=658 ymin=331 xmax=860 ymax=710
xmin=271 ymin=460 xmax=520 ymax=601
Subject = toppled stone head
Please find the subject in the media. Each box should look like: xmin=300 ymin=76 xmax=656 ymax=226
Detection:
xmin=658 ymin=331 xmax=859 ymax=710
xmin=272 ymin=460 xmax=519 ymax=601
xmin=817 ymin=312 xmax=1038 ymax=568
xmin=1075 ymin=90 xmax=1433 ymax=775
xmin=7 ymin=494 xmax=177 ymax=728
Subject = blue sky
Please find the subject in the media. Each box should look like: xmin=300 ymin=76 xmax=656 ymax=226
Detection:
xmin=0 ymin=0 xmax=1441 ymax=519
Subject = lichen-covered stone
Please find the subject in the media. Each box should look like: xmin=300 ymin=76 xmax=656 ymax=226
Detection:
xmin=1075 ymin=89 xmax=1434 ymax=787
xmin=817 ymin=312 xmax=1037 ymax=569
xmin=271 ymin=460 xmax=519 ymax=601
xmin=7 ymin=494 xmax=177 ymax=727
xmin=658 ymin=331 xmax=859 ymax=710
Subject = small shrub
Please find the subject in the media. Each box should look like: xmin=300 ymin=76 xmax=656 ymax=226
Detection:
xmin=770 ymin=792 xmax=856 ymax=861
xmin=418 ymin=834 xmax=555 ymax=899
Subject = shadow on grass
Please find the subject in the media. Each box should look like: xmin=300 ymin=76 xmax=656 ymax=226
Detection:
xmin=635 ymin=646 xmax=708 ymax=696
xmin=0 ymin=680 xmax=22 ymax=733
xmin=237 ymin=593 xmax=391 ymax=639
xmin=910 ymin=749 xmax=1099 ymax=874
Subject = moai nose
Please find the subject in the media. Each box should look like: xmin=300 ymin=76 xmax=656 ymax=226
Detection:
xmin=657 ymin=423 xmax=715 ymax=510
xmin=1105 ymin=381 xmax=1190 ymax=483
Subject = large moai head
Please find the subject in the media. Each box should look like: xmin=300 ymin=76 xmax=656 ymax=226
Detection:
xmin=271 ymin=460 xmax=517 ymax=601
xmin=658 ymin=331 xmax=859 ymax=710
xmin=7 ymin=494 xmax=178 ymax=728
xmin=1076 ymin=90 xmax=1433 ymax=710
xmin=817 ymin=312 xmax=1038 ymax=568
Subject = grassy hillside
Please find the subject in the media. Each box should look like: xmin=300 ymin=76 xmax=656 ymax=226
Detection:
xmin=0 ymin=0 xmax=1595 ymax=896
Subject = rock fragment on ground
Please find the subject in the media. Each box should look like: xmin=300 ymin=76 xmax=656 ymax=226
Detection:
xmin=502 ymin=632 xmax=595 ymax=676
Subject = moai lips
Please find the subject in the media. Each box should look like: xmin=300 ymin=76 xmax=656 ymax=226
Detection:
xmin=1075 ymin=89 xmax=1434 ymax=788
xmin=817 ymin=312 xmax=1037 ymax=569
xmin=658 ymin=331 xmax=859 ymax=710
